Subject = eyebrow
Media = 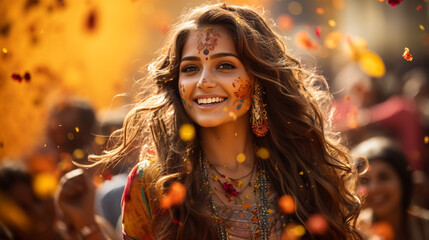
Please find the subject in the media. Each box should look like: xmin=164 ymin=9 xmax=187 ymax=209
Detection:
xmin=180 ymin=53 xmax=239 ymax=62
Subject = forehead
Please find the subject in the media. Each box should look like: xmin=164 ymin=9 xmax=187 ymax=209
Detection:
xmin=182 ymin=26 xmax=236 ymax=57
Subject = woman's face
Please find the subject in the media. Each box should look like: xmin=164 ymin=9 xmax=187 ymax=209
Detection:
xmin=357 ymin=160 xmax=402 ymax=218
xmin=178 ymin=25 xmax=253 ymax=128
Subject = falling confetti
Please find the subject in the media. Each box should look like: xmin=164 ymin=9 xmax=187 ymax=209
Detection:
xmin=288 ymin=1 xmax=302 ymax=15
xmin=11 ymin=73 xmax=22 ymax=82
xmin=328 ymin=20 xmax=336 ymax=27
xmin=179 ymin=124 xmax=195 ymax=141
xmin=236 ymin=153 xmax=246 ymax=163
xmin=316 ymin=7 xmax=324 ymax=14
xmin=387 ymin=0 xmax=402 ymax=7
xmin=278 ymin=195 xmax=295 ymax=214
xmin=419 ymin=25 xmax=425 ymax=31
xmin=2 ymin=48 xmax=7 ymax=53
xmin=315 ymin=26 xmax=321 ymax=38
xmin=324 ymin=31 xmax=342 ymax=49
xmin=73 ymin=148 xmax=85 ymax=159
xmin=402 ymin=47 xmax=413 ymax=61
xmin=0 ymin=194 xmax=31 ymax=231
xmin=276 ymin=14 xmax=294 ymax=31
xmin=416 ymin=5 xmax=422 ymax=11
xmin=306 ymin=214 xmax=328 ymax=235
xmin=75 ymin=127 xmax=80 ymax=132
xmin=370 ymin=222 xmax=394 ymax=240
xmin=256 ymin=147 xmax=270 ymax=159
xmin=160 ymin=182 xmax=186 ymax=209
xmin=424 ymin=136 xmax=428 ymax=144
xmin=359 ymin=51 xmax=386 ymax=78
xmin=32 ymin=172 xmax=58 ymax=199
xmin=228 ymin=112 xmax=237 ymax=120
xmin=295 ymin=31 xmax=319 ymax=50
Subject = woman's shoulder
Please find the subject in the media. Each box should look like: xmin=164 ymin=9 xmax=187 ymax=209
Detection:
xmin=122 ymin=160 xmax=154 ymax=239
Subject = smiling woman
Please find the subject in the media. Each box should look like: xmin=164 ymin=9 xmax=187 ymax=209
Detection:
xmin=86 ymin=3 xmax=363 ymax=240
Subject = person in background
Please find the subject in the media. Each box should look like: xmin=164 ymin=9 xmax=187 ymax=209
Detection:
xmin=353 ymin=136 xmax=429 ymax=240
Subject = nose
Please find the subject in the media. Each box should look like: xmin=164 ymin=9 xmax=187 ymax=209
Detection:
xmin=196 ymin=70 xmax=216 ymax=89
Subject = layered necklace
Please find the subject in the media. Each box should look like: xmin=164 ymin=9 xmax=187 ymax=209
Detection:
xmin=200 ymin=152 xmax=281 ymax=240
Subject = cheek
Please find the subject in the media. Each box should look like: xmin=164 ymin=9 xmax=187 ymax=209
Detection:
xmin=231 ymin=77 xmax=253 ymax=110
xmin=179 ymin=82 xmax=192 ymax=111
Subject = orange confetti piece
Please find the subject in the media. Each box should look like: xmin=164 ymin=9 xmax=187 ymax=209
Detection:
xmin=306 ymin=214 xmax=328 ymax=235
xmin=344 ymin=94 xmax=351 ymax=102
xmin=424 ymin=136 xmax=428 ymax=144
xmin=370 ymin=222 xmax=394 ymax=240
xmin=419 ymin=25 xmax=425 ymax=31
xmin=278 ymin=195 xmax=295 ymax=214
xmin=73 ymin=148 xmax=85 ymax=159
xmin=324 ymin=31 xmax=342 ymax=49
xmin=179 ymin=123 xmax=195 ymax=141
xmin=160 ymin=182 xmax=186 ymax=209
xmin=295 ymin=31 xmax=319 ymax=50
xmin=316 ymin=8 xmax=324 ymax=14
xmin=75 ymin=127 xmax=79 ymax=132
xmin=276 ymin=14 xmax=294 ymax=31
xmin=402 ymin=47 xmax=413 ymax=61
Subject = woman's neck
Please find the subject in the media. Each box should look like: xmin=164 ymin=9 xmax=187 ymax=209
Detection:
xmin=373 ymin=208 xmax=405 ymax=235
xmin=200 ymin=113 xmax=254 ymax=179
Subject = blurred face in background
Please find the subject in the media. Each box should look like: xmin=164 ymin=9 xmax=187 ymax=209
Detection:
xmin=357 ymin=160 xmax=402 ymax=218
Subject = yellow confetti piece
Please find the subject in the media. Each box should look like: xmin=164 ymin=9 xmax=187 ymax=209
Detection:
xmin=419 ymin=25 xmax=425 ymax=31
xmin=424 ymin=136 xmax=428 ymax=144
xmin=2 ymin=48 xmax=7 ymax=53
xmin=293 ymin=225 xmax=306 ymax=237
xmin=223 ymin=107 xmax=228 ymax=112
xmin=235 ymin=17 xmax=241 ymax=23
xmin=229 ymin=112 xmax=237 ymax=120
xmin=32 ymin=173 xmax=58 ymax=199
xmin=94 ymin=136 xmax=107 ymax=145
xmin=75 ymin=127 xmax=79 ymax=132
xmin=359 ymin=50 xmax=385 ymax=78
xmin=67 ymin=132 xmax=75 ymax=140
xmin=73 ymin=148 xmax=85 ymax=159
xmin=179 ymin=123 xmax=195 ymax=141
xmin=328 ymin=19 xmax=336 ymax=27
xmin=0 ymin=194 xmax=31 ymax=231
xmin=236 ymin=153 xmax=246 ymax=163
xmin=256 ymin=147 xmax=270 ymax=159
xmin=324 ymin=31 xmax=342 ymax=49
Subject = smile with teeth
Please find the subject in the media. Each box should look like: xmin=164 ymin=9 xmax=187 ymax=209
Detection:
xmin=196 ymin=97 xmax=226 ymax=105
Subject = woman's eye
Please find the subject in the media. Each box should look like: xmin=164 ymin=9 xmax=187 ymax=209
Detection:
xmin=218 ymin=63 xmax=235 ymax=70
xmin=181 ymin=65 xmax=199 ymax=73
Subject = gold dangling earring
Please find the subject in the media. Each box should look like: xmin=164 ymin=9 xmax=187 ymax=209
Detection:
xmin=251 ymin=81 xmax=269 ymax=137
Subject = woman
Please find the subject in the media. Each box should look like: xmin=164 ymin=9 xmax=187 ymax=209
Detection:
xmin=353 ymin=137 xmax=429 ymax=240
xmin=89 ymin=3 xmax=361 ymax=240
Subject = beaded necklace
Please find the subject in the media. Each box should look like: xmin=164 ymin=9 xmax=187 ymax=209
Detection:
xmin=200 ymin=152 xmax=271 ymax=240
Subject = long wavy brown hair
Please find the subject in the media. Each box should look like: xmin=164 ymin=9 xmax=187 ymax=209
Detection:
xmin=89 ymin=4 xmax=362 ymax=240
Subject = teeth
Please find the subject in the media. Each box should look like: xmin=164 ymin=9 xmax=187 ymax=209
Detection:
xmin=197 ymin=97 xmax=225 ymax=105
